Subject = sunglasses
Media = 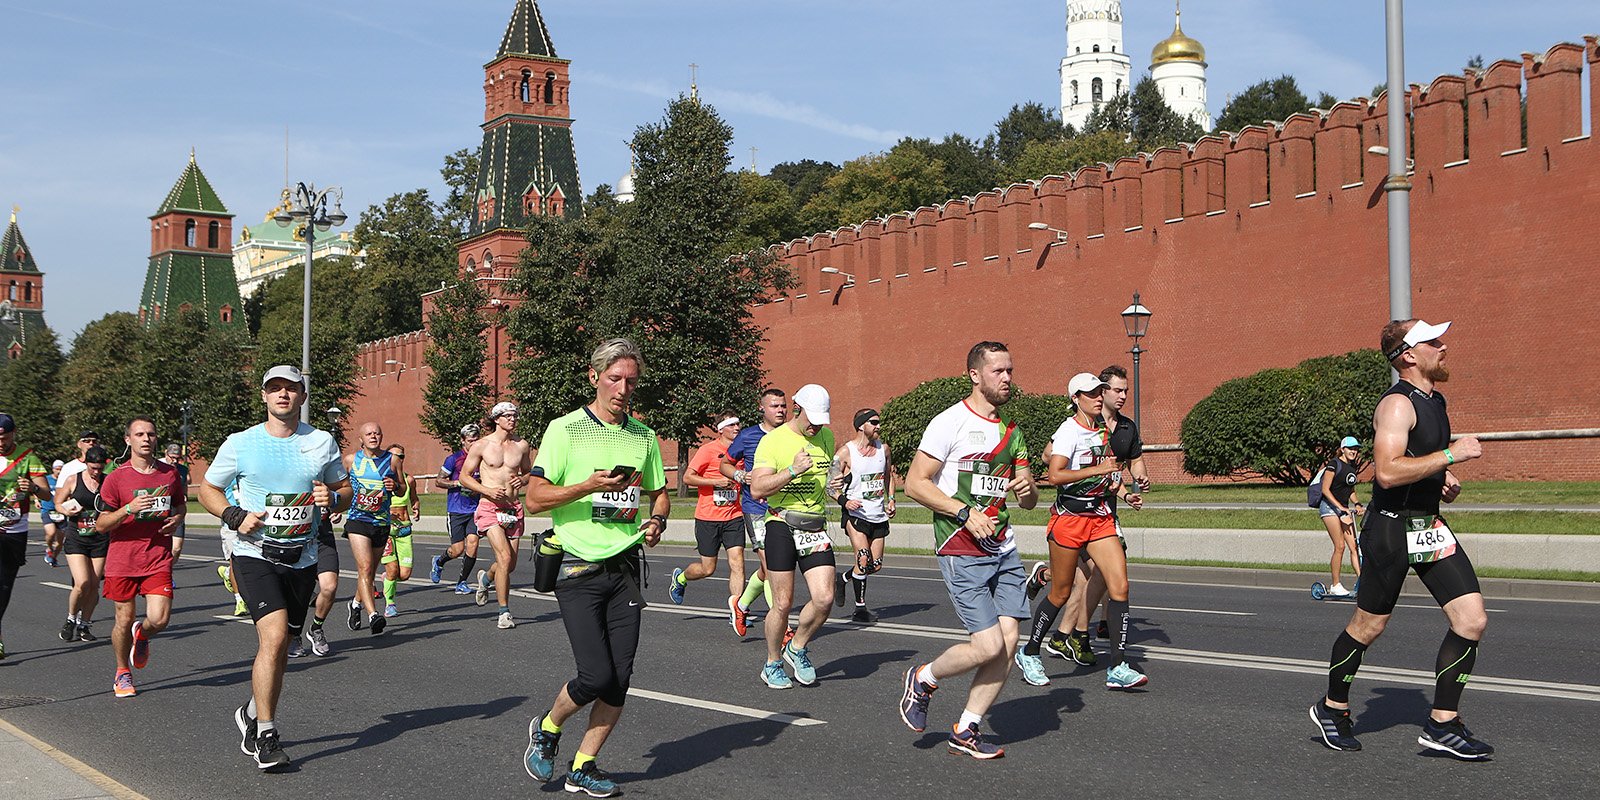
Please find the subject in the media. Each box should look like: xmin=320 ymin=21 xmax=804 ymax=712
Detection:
xmin=865 ymin=419 xmax=881 ymax=426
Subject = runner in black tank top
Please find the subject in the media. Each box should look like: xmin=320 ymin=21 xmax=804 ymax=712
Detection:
xmin=1308 ymin=319 xmax=1494 ymax=760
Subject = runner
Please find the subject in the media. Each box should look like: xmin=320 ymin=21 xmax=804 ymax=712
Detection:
xmin=459 ymin=402 xmax=533 ymax=629
xmin=432 ymin=423 xmax=483 ymax=594
xmin=54 ymin=445 xmax=109 ymax=644
xmin=833 ymin=408 xmax=895 ymax=625
xmin=214 ymin=477 xmax=249 ymax=619
xmin=1315 ymin=436 xmax=1365 ymax=598
xmin=1309 ymin=319 xmax=1493 ymax=760
xmin=160 ymin=443 xmax=191 ymax=560
xmin=0 ymin=413 xmax=51 ymax=661
xmin=343 ymin=421 xmax=397 ymax=635
xmin=50 ymin=430 xmax=100 ymax=566
xmin=749 ymin=384 xmax=840 ymax=689
xmin=718 ymin=388 xmax=787 ymax=633
xmin=669 ymin=412 xmax=746 ymax=623
xmin=40 ymin=460 xmax=63 ymax=566
xmin=199 ymin=365 xmax=349 ymax=770
xmin=290 ymin=510 xmax=341 ymax=657
xmin=381 ymin=444 xmax=420 ymax=617
xmin=95 ymin=417 xmax=184 ymax=698
xmin=897 ymin=342 xmax=1039 ymax=759
xmin=522 ymin=338 xmax=667 ymax=798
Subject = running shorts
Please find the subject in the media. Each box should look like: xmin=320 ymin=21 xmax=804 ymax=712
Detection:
xmin=103 ymin=570 xmax=174 ymax=602
xmin=344 ymin=519 xmax=391 ymax=552
xmin=447 ymin=511 xmax=477 ymax=544
xmin=763 ymin=519 xmax=836 ymax=573
xmin=231 ymin=556 xmax=316 ymax=632
xmin=475 ymin=499 xmax=524 ymax=540
xmin=1356 ymin=510 xmax=1480 ymax=616
xmin=939 ymin=549 xmax=1030 ymax=634
xmin=317 ymin=525 xmax=340 ymax=575
xmin=845 ymin=516 xmax=891 ymax=541
xmin=1046 ymin=513 xmax=1119 ymax=549
xmin=743 ymin=512 xmax=767 ymax=550
xmin=382 ymin=531 xmax=414 ymax=568
xmin=694 ymin=518 xmax=745 ymax=557
xmin=62 ymin=530 xmax=110 ymax=559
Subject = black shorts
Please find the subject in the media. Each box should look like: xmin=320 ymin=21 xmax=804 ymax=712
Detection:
xmin=316 ymin=526 xmax=339 ymax=575
xmin=231 ymin=555 xmax=317 ymax=633
xmin=1356 ymin=510 xmax=1481 ymax=616
xmin=447 ymin=512 xmax=478 ymax=544
xmin=763 ymin=520 xmax=837 ymax=573
xmin=694 ymin=518 xmax=745 ymax=557
xmin=344 ymin=519 xmax=390 ymax=552
xmin=845 ymin=516 xmax=891 ymax=541
xmin=62 ymin=530 xmax=110 ymax=559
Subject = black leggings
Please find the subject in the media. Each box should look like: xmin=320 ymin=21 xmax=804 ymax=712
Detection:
xmin=555 ymin=555 xmax=643 ymax=708
xmin=0 ymin=534 xmax=26 ymax=627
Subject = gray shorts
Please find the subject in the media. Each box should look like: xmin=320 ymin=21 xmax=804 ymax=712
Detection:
xmin=938 ymin=549 xmax=1030 ymax=634
xmin=743 ymin=512 xmax=767 ymax=550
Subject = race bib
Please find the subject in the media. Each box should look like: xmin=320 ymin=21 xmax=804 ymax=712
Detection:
xmin=133 ymin=488 xmax=172 ymax=521
xmin=791 ymin=526 xmax=832 ymax=553
xmin=860 ymin=476 xmax=885 ymax=498
xmin=354 ymin=488 xmax=387 ymax=513
xmin=1406 ymin=517 xmax=1458 ymax=564
xmin=592 ymin=486 xmax=641 ymax=522
xmin=971 ymin=473 xmax=1007 ymax=499
xmin=712 ymin=488 xmax=737 ymax=506
xmin=262 ymin=492 xmax=316 ymax=539
xmin=0 ymin=507 xmax=19 ymax=524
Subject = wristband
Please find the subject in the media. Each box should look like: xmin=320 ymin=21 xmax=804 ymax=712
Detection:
xmin=649 ymin=514 xmax=668 ymax=528
xmin=221 ymin=505 xmax=249 ymax=530
xmin=1444 ymin=448 xmax=1454 ymax=465
xmin=786 ymin=466 xmax=798 ymax=479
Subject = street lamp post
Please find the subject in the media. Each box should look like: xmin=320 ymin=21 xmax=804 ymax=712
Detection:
xmin=1120 ymin=292 xmax=1152 ymax=429
xmin=274 ymin=182 xmax=347 ymax=423
xmin=819 ymin=267 xmax=857 ymax=305
xmin=1383 ymin=0 xmax=1411 ymax=325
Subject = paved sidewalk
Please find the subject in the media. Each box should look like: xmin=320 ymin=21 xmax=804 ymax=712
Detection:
xmin=0 ymin=718 xmax=145 ymax=800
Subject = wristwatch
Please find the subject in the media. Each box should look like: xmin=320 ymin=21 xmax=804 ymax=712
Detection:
xmin=954 ymin=506 xmax=971 ymax=526
xmin=649 ymin=514 xmax=668 ymax=529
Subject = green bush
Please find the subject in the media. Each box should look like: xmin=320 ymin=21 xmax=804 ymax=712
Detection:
xmin=1180 ymin=349 xmax=1389 ymax=485
xmin=880 ymin=376 xmax=1074 ymax=478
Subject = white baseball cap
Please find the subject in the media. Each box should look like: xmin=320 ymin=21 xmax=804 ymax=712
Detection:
xmin=261 ymin=364 xmax=306 ymax=390
xmin=1386 ymin=319 xmax=1451 ymax=361
xmin=1067 ymin=372 xmax=1107 ymax=396
xmin=792 ymin=384 xmax=831 ymax=425
xmin=489 ymin=401 xmax=518 ymax=419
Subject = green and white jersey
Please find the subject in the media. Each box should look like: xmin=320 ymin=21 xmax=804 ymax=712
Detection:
xmin=533 ymin=407 xmax=666 ymax=563
xmin=1049 ymin=417 xmax=1117 ymax=517
xmin=916 ymin=400 xmax=1029 ymax=557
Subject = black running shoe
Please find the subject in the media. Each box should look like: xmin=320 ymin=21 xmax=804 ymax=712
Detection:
xmin=76 ymin=623 xmax=96 ymax=642
xmin=235 ymin=705 xmax=258 ymax=755
xmin=1419 ymin=717 xmax=1493 ymax=760
xmin=253 ymin=729 xmax=291 ymax=771
xmin=369 ymin=613 xmax=385 ymax=635
xmin=1308 ymin=701 xmax=1361 ymax=752
xmin=1096 ymin=619 xmax=1109 ymax=640
xmin=59 ymin=619 xmax=80 ymax=642
xmin=346 ymin=599 xmax=362 ymax=631
xmin=850 ymin=606 xmax=878 ymax=624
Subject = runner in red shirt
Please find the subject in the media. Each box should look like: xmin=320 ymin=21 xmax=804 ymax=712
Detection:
xmin=667 ymin=412 xmax=748 ymax=632
xmin=95 ymin=416 xmax=184 ymax=698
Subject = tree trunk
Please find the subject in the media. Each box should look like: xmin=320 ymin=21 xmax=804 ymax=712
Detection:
xmin=676 ymin=441 xmax=691 ymax=498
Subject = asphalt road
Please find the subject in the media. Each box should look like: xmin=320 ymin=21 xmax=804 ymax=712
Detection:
xmin=2 ymin=530 xmax=1597 ymax=799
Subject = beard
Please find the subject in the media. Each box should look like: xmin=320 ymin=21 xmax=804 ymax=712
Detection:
xmin=980 ymin=383 xmax=1012 ymax=407
xmin=1423 ymin=362 xmax=1450 ymax=382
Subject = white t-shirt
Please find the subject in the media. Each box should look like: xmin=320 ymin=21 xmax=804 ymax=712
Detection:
xmin=1048 ymin=417 xmax=1117 ymax=516
xmin=59 ymin=459 xmax=87 ymax=483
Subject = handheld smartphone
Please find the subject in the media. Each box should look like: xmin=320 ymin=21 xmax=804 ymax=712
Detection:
xmin=608 ymin=464 xmax=636 ymax=480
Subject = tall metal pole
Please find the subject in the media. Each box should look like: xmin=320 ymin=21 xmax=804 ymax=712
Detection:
xmin=300 ymin=214 xmax=314 ymax=424
xmin=1130 ymin=342 xmax=1143 ymax=430
xmin=1384 ymin=0 xmax=1411 ymax=324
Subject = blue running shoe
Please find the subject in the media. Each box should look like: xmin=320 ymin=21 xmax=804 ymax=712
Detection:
xmin=1419 ymin=716 xmax=1493 ymax=760
xmin=384 ymin=603 xmax=399 ymax=618
xmin=429 ymin=555 xmax=444 ymax=584
xmin=669 ymin=567 xmax=686 ymax=605
xmin=783 ymin=643 xmax=816 ymax=686
xmin=1015 ymin=651 xmax=1050 ymax=686
xmin=453 ymin=581 xmax=472 ymax=595
xmin=1105 ymin=661 xmax=1149 ymax=690
xmin=524 ymin=715 xmax=560 ymax=782
xmin=899 ymin=665 xmax=935 ymax=732
xmin=564 ymin=763 xmax=619 ymax=798
xmin=947 ymin=723 xmax=1004 ymax=760
xmin=761 ymin=660 xmax=792 ymax=689
xmin=1309 ymin=701 xmax=1361 ymax=752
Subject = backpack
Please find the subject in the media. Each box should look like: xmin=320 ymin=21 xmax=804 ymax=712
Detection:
xmin=1306 ymin=466 xmax=1328 ymax=508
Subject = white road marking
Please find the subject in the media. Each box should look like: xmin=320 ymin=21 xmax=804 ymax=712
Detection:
xmin=626 ymin=688 xmax=825 ymax=726
xmin=40 ymin=581 xmax=73 ymax=590
xmin=212 ymin=615 xmax=254 ymax=625
xmin=1133 ymin=605 xmax=1254 ymax=617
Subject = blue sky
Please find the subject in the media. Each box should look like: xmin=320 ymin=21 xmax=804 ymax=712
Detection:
xmin=1 ymin=0 xmax=1593 ymax=342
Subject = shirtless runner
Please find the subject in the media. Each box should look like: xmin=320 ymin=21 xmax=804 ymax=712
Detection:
xmin=459 ymin=402 xmax=534 ymax=629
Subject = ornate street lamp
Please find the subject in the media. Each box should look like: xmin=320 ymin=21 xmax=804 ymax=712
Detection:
xmin=275 ymin=182 xmax=347 ymax=423
xmin=1120 ymin=292 xmax=1152 ymax=428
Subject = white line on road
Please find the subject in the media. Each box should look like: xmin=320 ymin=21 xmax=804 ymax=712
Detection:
xmin=40 ymin=581 xmax=73 ymax=590
xmin=626 ymin=689 xmax=826 ymax=726
xmin=212 ymin=615 xmax=254 ymax=625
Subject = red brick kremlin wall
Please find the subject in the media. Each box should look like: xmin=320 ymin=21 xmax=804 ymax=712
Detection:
xmin=352 ymin=39 xmax=1600 ymax=483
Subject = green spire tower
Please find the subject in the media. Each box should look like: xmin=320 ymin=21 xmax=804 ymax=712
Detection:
xmin=0 ymin=206 xmax=49 ymax=358
xmin=138 ymin=151 xmax=243 ymax=328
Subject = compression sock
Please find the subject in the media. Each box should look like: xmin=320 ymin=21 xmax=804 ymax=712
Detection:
xmin=739 ymin=576 xmax=763 ymax=611
xmin=458 ymin=555 xmax=477 ymax=584
xmin=438 ymin=551 xmax=455 ymax=565
xmin=540 ymin=714 xmax=562 ymax=734
xmin=762 ymin=576 xmax=773 ymax=608
xmin=572 ymin=752 xmax=596 ymax=772
xmin=384 ymin=578 xmax=397 ymax=604
xmin=852 ymin=572 xmax=866 ymax=606
xmin=1327 ymin=630 xmax=1369 ymax=704
xmin=1106 ymin=598 xmax=1131 ymax=664
xmin=1024 ymin=597 xmax=1063 ymax=657
xmin=1432 ymin=630 xmax=1478 ymax=713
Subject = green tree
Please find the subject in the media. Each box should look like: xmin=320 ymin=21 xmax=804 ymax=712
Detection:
xmin=801 ymin=142 xmax=951 ymax=230
xmin=997 ymin=130 xmax=1139 ymax=184
xmin=186 ymin=324 xmax=255 ymax=459
xmin=350 ymin=188 xmax=459 ymax=338
xmin=729 ymin=170 xmax=800 ymax=252
xmin=1130 ymin=76 xmax=1204 ymax=151
xmin=767 ymin=159 xmax=839 ymax=213
xmin=1215 ymin=75 xmax=1326 ymax=133
xmin=440 ymin=147 xmax=481 ymax=236
xmin=1083 ymin=92 xmax=1133 ymax=135
xmin=60 ymin=313 xmax=147 ymax=448
xmin=879 ymin=376 xmax=1072 ymax=478
xmin=132 ymin=308 xmax=254 ymax=459
xmin=252 ymin=257 xmax=363 ymax=444
xmin=903 ymin=134 xmax=998 ymax=199
xmin=420 ymin=277 xmax=490 ymax=449
xmin=989 ymin=101 xmax=1069 ymax=169
xmin=0 ymin=325 xmax=68 ymax=460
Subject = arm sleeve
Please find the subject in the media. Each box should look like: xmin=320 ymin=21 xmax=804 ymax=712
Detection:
xmin=641 ymin=440 xmax=666 ymax=492
xmin=206 ymin=436 xmax=240 ymax=489
xmin=532 ymin=422 xmax=568 ymax=485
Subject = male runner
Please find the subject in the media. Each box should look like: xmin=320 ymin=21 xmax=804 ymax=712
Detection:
xmin=214 ymin=478 xmax=250 ymax=619
xmin=200 ymin=365 xmax=349 ymax=771
xmin=160 ymin=443 xmax=190 ymax=559
xmin=1309 ymin=319 xmax=1492 ymax=760
xmin=0 ymin=413 xmax=51 ymax=660
xmin=40 ymin=460 xmax=63 ymax=566
xmin=523 ymin=338 xmax=667 ymax=798
xmin=897 ymin=342 xmax=1039 ymax=759
xmin=96 ymin=417 xmax=184 ymax=698
xmin=749 ymin=384 xmax=840 ymax=689
xmin=718 ymin=388 xmax=787 ymax=631
xmin=291 ymin=509 xmax=341 ymax=657
xmin=381 ymin=444 xmax=420 ymax=617
xmin=432 ymin=423 xmax=482 ymax=593
xmin=833 ymin=408 xmax=895 ymax=624
xmin=669 ymin=413 xmax=747 ymax=621
xmin=460 ymin=402 xmax=533 ymax=629
xmin=56 ymin=445 xmax=109 ymax=644
xmin=343 ymin=421 xmax=397 ymax=634
xmin=50 ymin=430 xmax=99 ymax=566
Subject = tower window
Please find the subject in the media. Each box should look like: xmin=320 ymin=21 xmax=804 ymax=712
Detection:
xmin=1071 ymin=80 xmax=1079 ymax=105
xmin=208 ymin=220 xmax=220 ymax=248
xmin=1092 ymin=78 xmax=1103 ymax=103
xmin=23 ymin=282 xmax=32 ymax=302
xmin=520 ymin=70 xmax=531 ymax=103
xmin=1093 ymin=44 xmax=1100 ymax=53
xmin=544 ymin=72 xmax=556 ymax=104
xmin=220 ymin=304 xmax=233 ymax=324
xmin=466 ymin=257 xmax=476 ymax=277
xmin=7 ymin=281 xmax=15 ymax=301
xmin=185 ymin=219 xmax=196 ymax=247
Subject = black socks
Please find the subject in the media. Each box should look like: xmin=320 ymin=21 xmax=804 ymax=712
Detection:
xmin=1024 ymin=597 xmax=1063 ymax=657
xmin=459 ymin=555 xmax=477 ymax=584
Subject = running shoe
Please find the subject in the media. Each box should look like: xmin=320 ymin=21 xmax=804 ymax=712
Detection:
xmin=235 ymin=704 xmax=258 ymax=755
xmin=76 ymin=623 xmax=96 ymax=642
xmin=233 ymin=596 xmax=248 ymax=617
xmin=833 ymin=571 xmax=846 ymax=607
xmin=384 ymin=603 xmax=399 ymax=618
xmin=130 ymin=620 xmax=149 ymax=669
xmin=113 ymin=671 xmax=137 ymax=698
xmin=287 ymin=637 xmax=307 ymax=659
xmin=1105 ymin=661 xmax=1149 ymax=690
xmin=498 ymin=611 xmax=516 ymax=629
xmin=1329 ymin=583 xmax=1351 ymax=597
xmin=899 ymin=665 xmax=935 ymax=732
xmin=44 ymin=549 xmax=58 ymax=567
xmin=1308 ymin=701 xmax=1361 ymax=752
xmin=761 ymin=660 xmax=792 ymax=689
xmin=1014 ymin=651 xmax=1050 ymax=686
xmin=347 ymin=598 xmax=363 ymax=630
xmin=217 ymin=563 xmax=235 ymax=593
xmin=1418 ymin=717 xmax=1493 ymax=760
xmin=475 ymin=570 xmax=491 ymax=606
xmin=783 ymin=643 xmax=817 ymax=686
xmin=728 ymin=596 xmax=748 ymax=637
xmin=564 ymin=763 xmax=619 ymax=798
xmin=429 ymin=555 xmax=444 ymax=584
xmin=453 ymin=581 xmax=472 ymax=595
xmin=368 ymin=613 xmax=385 ymax=635
xmin=669 ymin=568 xmax=686 ymax=605
xmin=850 ymin=606 xmax=878 ymax=624
xmin=307 ymin=627 xmax=331 ymax=657
xmin=524 ymin=716 xmax=561 ymax=782
xmin=254 ymin=730 xmax=291 ymax=771
xmin=1045 ymin=634 xmax=1097 ymax=666
xmin=1025 ymin=561 xmax=1048 ymax=602
xmin=947 ymin=723 xmax=1004 ymax=760
xmin=59 ymin=618 xmax=80 ymax=642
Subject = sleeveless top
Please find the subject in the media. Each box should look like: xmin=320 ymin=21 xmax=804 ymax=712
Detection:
xmin=843 ymin=441 xmax=889 ymax=523
xmin=390 ymin=478 xmax=414 ymax=528
xmin=69 ymin=472 xmax=103 ymax=535
xmin=348 ymin=450 xmax=395 ymax=525
xmin=1368 ymin=380 xmax=1449 ymax=516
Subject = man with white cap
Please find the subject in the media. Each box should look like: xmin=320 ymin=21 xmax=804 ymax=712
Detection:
xmin=1310 ymin=319 xmax=1492 ymax=760
xmin=748 ymin=383 xmax=840 ymax=689
xmin=459 ymin=401 xmax=533 ymax=629
xmin=669 ymin=411 xmax=749 ymax=627
xmin=432 ymin=422 xmax=484 ymax=593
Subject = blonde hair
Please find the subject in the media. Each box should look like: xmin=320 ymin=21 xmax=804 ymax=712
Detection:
xmin=590 ymin=337 xmax=644 ymax=375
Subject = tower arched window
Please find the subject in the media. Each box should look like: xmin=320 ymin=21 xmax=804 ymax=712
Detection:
xmin=185 ymin=219 xmax=196 ymax=247
xmin=1092 ymin=78 xmax=1104 ymax=103
xmin=219 ymin=304 xmax=233 ymax=324
xmin=1116 ymin=79 xmax=1122 ymax=95
xmin=1071 ymin=81 xmax=1079 ymax=104
xmin=207 ymin=220 xmax=220 ymax=248
xmin=23 ymin=282 xmax=32 ymax=302
xmin=544 ymin=72 xmax=556 ymax=104
xmin=1093 ymin=44 xmax=1101 ymax=53
xmin=7 ymin=281 xmax=15 ymax=300
xmin=483 ymin=250 xmax=494 ymax=276
xmin=466 ymin=257 xmax=476 ymax=277
xmin=520 ymin=70 xmax=531 ymax=103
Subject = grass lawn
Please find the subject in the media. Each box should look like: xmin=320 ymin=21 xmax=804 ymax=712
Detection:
xmin=1117 ymin=481 xmax=1600 ymax=506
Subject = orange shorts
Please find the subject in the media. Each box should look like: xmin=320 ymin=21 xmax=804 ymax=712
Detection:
xmin=1046 ymin=514 xmax=1118 ymax=549
xmin=103 ymin=571 xmax=174 ymax=603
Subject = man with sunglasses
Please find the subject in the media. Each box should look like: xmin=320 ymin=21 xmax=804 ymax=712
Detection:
xmin=1309 ymin=319 xmax=1492 ymax=760
xmin=832 ymin=408 xmax=896 ymax=624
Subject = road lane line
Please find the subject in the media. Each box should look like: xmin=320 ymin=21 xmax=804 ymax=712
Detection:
xmin=40 ymin=581 xmax=73 ymax=590
xmin=626 ymin=689 xmax=826 ymax=726
xmin=1133 ymin=605 xmax=1254 ymax=616
xmin=212 ymin=615 xmax=254 ymax=625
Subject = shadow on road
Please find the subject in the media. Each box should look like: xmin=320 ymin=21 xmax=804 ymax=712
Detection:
xmin=618 ymin=717 xmax=792 ymax=780
xmin=294 ymin=695 xmax=529 ymax=765
xmin=815 ymin=648 xmax=917 ymax=680
xmin=986 ymin=684 xmax=1087 ymax=743
xmin=1355 ymin=686 xmax=1433 ymax=734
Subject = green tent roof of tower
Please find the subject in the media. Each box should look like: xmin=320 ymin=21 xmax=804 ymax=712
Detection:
xmin=138 ymin=252 xmax=243 ymax=328
xmin=1 ymin=215 xmax=41 ymax=274
xmin=153 ymin=152 xmax=232 ymax=218
xmin=467 ymin=123 xmax=583 ymax=238
xmin=496 ymin=0 xmax=556 ymax=59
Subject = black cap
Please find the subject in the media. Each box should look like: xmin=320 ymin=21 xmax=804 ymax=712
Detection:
xmin=0 ymin=413 xmax=14 ymax=433
xmin=84 ymin=445 xmax=109 ymax=463
xmin=78 ymin=430 xmax=99 ymax=441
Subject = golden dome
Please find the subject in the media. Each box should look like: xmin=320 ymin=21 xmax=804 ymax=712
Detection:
xmin=1151 ymin=10 xmax=1205 ymax=65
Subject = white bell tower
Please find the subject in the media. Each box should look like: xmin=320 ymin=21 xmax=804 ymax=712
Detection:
xmin=1060 ymin=1 xmax=1132 ymax=131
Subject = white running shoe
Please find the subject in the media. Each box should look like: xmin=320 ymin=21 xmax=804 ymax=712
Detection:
xmin=497 ymin=611 xmax=516 ymax=629
xmin=1329 ymin=583 xmax=1351 ymax=597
